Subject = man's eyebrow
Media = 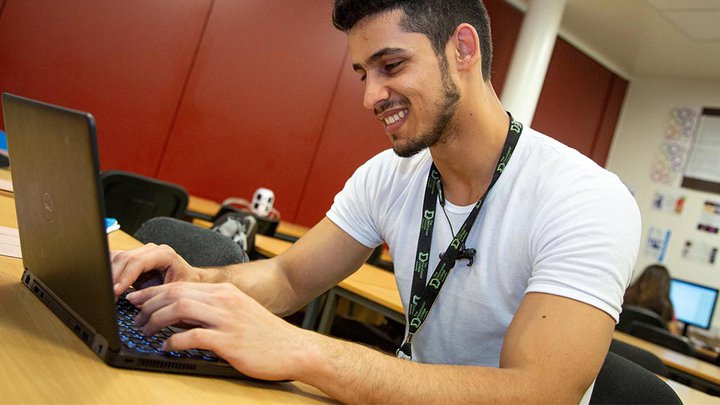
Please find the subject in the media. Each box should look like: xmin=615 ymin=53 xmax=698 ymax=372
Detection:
xmin=352 ymin=47 xmax=406 ymax=72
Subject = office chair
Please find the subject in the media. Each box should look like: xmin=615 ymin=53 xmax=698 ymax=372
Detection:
xmin=589 ymin=351 xmax=681 ymax=404
xmin=134 ymin=217 xmax=248 ymax=267
xmin=608 ymin=339 xmax=670 ymax=377
xmin=631 ymin=322 xmax=696 ymax=356
xmin=101 ymin=170 xmax=189 ymax=235
xmin=616 ymin=305 xmax=666 ymax=334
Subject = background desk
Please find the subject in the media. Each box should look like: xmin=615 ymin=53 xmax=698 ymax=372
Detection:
xmin=0 ymin=193 xmax=332 ymax=404
xmin=613 ymin=330 xmax=720 ymax=390
xmin=252 ymin=233 xmax=403 ymax=331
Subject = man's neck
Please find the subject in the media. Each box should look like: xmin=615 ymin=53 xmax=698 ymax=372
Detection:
xmin=429 ymin=87 xmax=510 ymax=206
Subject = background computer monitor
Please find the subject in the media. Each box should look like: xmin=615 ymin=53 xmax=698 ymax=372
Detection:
xmin=669 ymin=278 xmax=719 ymax=335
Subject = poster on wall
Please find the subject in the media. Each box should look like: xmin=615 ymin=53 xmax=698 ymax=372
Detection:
xmin=682 ymin=239 xmax=718 ymax=265
xmin=681 ymin=108 xmax=720 ymax=193
xmin=697 ymin=200 xmax=720 ymax=234
xmin=650 ymin=107 xmax=700 ymax=186
xmin=645 ymin=226 xmax=671 ymax=263
xmin=651 ymin=191 xmax=685 ymax=214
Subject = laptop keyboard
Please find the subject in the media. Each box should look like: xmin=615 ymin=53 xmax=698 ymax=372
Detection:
xmin=115 ymin=297 xmax=220 ymax=361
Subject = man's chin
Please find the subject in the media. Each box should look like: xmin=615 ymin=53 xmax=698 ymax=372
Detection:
xmin=392 ymin=143 xmax=425 ymax=158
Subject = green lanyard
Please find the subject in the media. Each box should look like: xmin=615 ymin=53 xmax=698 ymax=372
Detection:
xmin=397 ymin=115 xmax=523 ymax=360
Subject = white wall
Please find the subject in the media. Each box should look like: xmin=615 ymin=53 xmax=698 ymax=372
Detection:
xmin=606 ymin=77 xmax=720 ymax=333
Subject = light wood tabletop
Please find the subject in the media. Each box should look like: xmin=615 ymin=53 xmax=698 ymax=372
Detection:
xmin=0 ymin=187 xmax=333 ymax=404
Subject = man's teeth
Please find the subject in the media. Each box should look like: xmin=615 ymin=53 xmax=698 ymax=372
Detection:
xmin=384 ymin=110 xmax=406 ymax=125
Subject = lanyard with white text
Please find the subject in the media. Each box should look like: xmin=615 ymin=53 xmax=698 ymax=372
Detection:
xmin=396 ymin=115 xmax=523 ymax=360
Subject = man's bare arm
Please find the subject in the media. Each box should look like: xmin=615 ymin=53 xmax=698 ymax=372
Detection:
xmin=297 ymin=293 xmax=613 ymax=403
xmin=128 ymin=279 xmax=612 ymax=402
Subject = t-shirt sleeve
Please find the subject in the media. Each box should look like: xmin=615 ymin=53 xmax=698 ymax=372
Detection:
xmin=325 ymin=153 xmax=388 ymax=249
xmin=525 ymin=173 xmax=641 ymax=322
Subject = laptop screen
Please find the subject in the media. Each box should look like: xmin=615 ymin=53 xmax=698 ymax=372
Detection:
xmin=2 ymin=93 xmax=120 ymax=346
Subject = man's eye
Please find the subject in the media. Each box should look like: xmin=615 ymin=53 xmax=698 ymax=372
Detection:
xmin=385 ymin=62 xmax=402 ymax=72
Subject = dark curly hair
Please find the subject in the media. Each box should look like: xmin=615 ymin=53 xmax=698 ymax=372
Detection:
xmin=332 ymin=0 xmax=493 ymax=82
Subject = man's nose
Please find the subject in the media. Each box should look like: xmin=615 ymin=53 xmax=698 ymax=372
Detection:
xmin=363 ymin=76 xmax=390 ymax=111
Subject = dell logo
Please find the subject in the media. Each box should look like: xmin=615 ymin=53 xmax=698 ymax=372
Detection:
xmin=42 ymin=192 xmax=54 ymax=223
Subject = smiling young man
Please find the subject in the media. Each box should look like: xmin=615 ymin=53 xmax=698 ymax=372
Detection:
xmin=112 ymin=1 xmax=641 ymax=403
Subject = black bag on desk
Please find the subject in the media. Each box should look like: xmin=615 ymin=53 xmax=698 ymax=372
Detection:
xmin=212 ymin=199 xmax=280 ymax=237
xmin=211 ymin=211 xmax=259 ymax=255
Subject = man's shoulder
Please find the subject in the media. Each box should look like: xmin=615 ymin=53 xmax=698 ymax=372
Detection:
xmin=517 ymin=128 xmax=618 ymax=182
xmin=510 ymin=128 xmax=636 ymax=216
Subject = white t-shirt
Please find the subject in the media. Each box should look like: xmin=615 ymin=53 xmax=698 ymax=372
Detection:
xmin=327 ymin=127 xmax=641 ymax=367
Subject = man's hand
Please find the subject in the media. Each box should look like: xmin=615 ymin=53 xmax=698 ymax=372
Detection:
xmin=111 ymin=243 xmax=204 ymax=296
xmin=126 ymin=282 xmax=310 ymax=382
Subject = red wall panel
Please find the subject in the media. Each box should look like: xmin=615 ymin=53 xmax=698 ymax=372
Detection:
xmin=591 ymin=75 xmax=628 ymax=166
xmin=293 ymin=51 xmax=388 ymax=227
xmin=0 ymin=0 xmax=212 ymax=175
xmin=157 ymin=0 xmax=348 ymax=221
xmin=532 ymin=38 xmax=617 ymax=157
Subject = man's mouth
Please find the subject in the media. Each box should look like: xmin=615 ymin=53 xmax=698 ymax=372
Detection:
xmin=381 ymin=109 xmax=408 ymax=129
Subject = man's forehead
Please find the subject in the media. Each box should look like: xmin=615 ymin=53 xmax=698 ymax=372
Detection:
xmin=347 ymin=10 xmax=426 ymax=68
xmin=350 ymin=7 xmax=405 ymax=35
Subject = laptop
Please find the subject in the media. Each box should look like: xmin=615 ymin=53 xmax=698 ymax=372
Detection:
xmin=1 ymin=93 xmax=245 ymax=378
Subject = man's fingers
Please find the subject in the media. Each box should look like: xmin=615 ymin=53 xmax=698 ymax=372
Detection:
xmin=138 ymin=296 xmax=224 ymax=337
xmin=111 ymin=243 xmax=177 ymax=295
xmin=163 ymin=328 xmax=218 ymax=353
xmin=111 ymin=243 xmax=159 ymax=293
xmin=129 ymin=282 xmax=252 ymax=336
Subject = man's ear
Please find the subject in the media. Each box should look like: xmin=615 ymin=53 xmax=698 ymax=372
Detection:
xmin=452 ymin=24 xmax=480 ymax=72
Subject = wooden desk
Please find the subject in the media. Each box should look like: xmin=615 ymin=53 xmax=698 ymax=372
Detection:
xmin=0 ymin=192 xmax=332 ymax=403
xmin=614 ymin=331 xmax=720 ymax=389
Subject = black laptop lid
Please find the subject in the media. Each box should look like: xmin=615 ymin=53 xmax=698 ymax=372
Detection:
xmin=2 ymin=93 xmax=120 ymax=347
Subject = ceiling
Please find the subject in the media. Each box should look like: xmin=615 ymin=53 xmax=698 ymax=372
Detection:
xmin=507 ymin=0 xmax=720 ymax=81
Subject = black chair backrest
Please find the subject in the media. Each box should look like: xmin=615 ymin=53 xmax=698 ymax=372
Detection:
xmin=101 ymin=170 xmax=188 ymax=235
xmin=631 ymin=322 xmax=696 ymax=356
xmin=608 ymin=339 xmax=669 ymax=377
xmin=134 ymin=217 xmax=248 ymax=267
xmin=590 ymin=351 xmax=682 ymax=404
xmin=617 ymin=305 xmax=666 ymax=334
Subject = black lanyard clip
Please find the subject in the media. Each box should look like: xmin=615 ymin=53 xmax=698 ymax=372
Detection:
xmin=439 ymin=247 xmax=476 ymax=266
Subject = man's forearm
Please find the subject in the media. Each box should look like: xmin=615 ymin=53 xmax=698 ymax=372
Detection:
xmin=294 ymin=330 xmax=587 ymax=404
xmin=206 ymin=257 xmax=306 ymax=316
